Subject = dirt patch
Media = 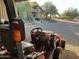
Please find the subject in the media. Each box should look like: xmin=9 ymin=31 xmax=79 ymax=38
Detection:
xmin=61 ymin=50 xmax=79 ymax=59
xmin=59 ymin=44 xmax=79 ymax=59
xmin=66 ymin=44 xmax=79 ymax=56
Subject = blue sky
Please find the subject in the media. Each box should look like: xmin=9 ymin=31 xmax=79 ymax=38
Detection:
xmin=35 ymin=0 xmax=79 ymax=13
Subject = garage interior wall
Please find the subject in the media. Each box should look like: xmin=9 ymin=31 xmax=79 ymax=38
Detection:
xmin=0 ymin=0 xmax=8 ymax=21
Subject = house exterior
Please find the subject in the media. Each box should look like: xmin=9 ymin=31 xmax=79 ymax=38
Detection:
xmin=0 ymin=0 xmax=46 ymax=23
xmin=31 ymin=2 xmax=46 ymax=20
xmin=16 ymin=0 xmax=46 ymax=22
xmin=15 ymin=1 xmax=34 ymax=22
xmin=29 ymin=1 xmax=47 ymax=20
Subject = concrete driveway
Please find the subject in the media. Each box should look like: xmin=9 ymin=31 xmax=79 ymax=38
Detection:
xmin=24 ymin=20 xmax=79 ymax=46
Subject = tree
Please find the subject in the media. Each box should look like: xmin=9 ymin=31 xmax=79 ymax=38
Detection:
xmin=62 ymin=8 xmax=79 ymax=19
xmin=42 ymin=1 xmax=58 ymax=15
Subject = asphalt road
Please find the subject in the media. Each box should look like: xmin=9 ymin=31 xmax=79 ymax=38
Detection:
xmin=24 ymin=20 xmax=79 ymax=46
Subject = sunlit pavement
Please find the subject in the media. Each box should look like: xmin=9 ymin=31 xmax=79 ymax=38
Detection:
xmin=24 ymin=20 xmax=79 ymax=46
xmin=55 ymin=19 xmax=79 ymax=24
